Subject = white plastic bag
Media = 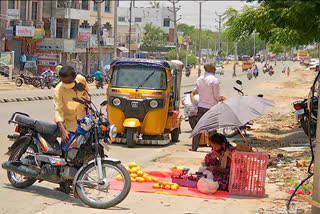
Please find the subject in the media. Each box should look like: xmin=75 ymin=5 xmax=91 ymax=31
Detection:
xmin=197 ymin=177 xmax=219 ymax=194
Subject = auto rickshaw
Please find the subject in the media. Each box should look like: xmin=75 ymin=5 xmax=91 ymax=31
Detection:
xmin=241 ymin=61 xmax=253 ymax=72
xmin=106 ymin=58 xmax=183 ymax=147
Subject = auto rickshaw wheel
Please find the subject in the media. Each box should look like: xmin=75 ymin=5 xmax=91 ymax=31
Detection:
xmin=126 ymin=128 xmax=139 ymax=148
xmin=171 ymin=128 xmax=180 ymax=142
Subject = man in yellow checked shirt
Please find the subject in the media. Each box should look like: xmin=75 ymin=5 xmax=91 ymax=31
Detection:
xmin=53 ymin=65 xmax=89 ymax=193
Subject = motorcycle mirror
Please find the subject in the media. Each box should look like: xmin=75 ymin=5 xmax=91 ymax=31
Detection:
xmin=236 ymin=80 xmax=242 ymax=85
xmin=100 ymin=100 xmax=108 ymax=107
xmin=74 ymin=82 xmax=86 ymax=92
xmin=257 ymin=94 xmax=264 ymax=98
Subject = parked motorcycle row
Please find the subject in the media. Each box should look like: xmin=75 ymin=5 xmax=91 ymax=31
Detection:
xmin=15 ymin=74 xmax=60 ymax=89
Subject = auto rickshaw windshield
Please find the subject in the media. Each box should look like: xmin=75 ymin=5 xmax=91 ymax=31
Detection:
xmin=110 ymin=65 xmax=167 ymax=90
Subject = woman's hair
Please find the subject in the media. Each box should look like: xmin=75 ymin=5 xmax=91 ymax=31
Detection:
xmin=210 ymin=133 xmax=231 ymax=151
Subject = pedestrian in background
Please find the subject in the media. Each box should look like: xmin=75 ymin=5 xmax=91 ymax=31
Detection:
xmin=20 ymin=52 xmax=26 ymax=73
xmin=190 ymin=62 xmax=226 ymax=151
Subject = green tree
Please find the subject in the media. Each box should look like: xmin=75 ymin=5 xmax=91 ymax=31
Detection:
xmin=141 ymin=23 xmax=167 ymax=53
xmin=224 ymin=1 xmax=320 ymax=47
xmin=165 ymin=49 xmax=197 ymax=66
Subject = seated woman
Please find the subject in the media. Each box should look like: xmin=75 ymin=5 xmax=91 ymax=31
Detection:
xmin=198 ymin=133 xmax=236 ymax=191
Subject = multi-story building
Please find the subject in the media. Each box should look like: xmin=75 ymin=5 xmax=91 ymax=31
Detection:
xmin=1 ymin=0 xmax=115 ymax=74
xmin=117 ymin=6 xmax=175 ymax=57
xmin=117 ymin=6 xmax=174 ymax=34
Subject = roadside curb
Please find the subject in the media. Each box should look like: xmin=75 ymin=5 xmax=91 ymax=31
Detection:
xmin=0 ymin=93 xmax=106 ymax=104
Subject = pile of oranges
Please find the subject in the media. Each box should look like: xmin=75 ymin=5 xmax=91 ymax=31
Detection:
xmin=152 ymin=181 xmax=180 ymax=191
xmin=116 ymin=162 xmax=159 ymax=183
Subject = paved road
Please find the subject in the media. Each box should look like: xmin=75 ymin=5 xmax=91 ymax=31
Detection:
xmin=0 ymin=61 xmax=300 ymax=214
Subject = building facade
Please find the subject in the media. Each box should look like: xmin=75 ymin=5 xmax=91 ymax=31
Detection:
xmin=117 ymin=6 xmax=174 ymax=34
xmin=1 ymin=0 xmax=115 ymax=74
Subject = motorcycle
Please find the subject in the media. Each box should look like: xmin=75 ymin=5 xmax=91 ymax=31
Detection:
xmin=222 ymin=80 xmax=263 ymax=138
xmin=293 ymin=97 xmax=318 ymax=137
xmin=247 ymin=69 xmax=253 ymax=80
xmin=268 ymin=69 xmax=274 ymax=76
xmin=253 ymin=68 xmax=259 ymax=78
xmin=263 ymin=65 xmax=269 ymax=74
xmin=2 ymin=83 xmax=131 ymax=209
xmin=80 ymin=73 xmax=94 ymax=84
xmin=181 ymin=91 xmax=199 ymax=129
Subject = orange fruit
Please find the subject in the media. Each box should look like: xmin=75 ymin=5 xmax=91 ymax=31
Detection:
xmin=131 ymin=167 xmax=138 ymax=174
xmin=152 ymin=183 xmax=160 ymax=189
xmin=145 ymin=176 xmax=153 ymax=182
xmin=172 ymin=184 xmax=179 ymax=189
xmin=136 ymin=166 xmax=141 ymax=171
xmin=131 ymin=178 xmax=136 ymax=182
xmin=161 ymin=184 xmax=166 ymax=189
xmin=137 ymin=171 xmax=144 ymax=177
xmin=115 ymin=175 xmax=123 ymax=181
xmin=128 ymin=162 xmax=138 ymax=168
xmin=136 ymin=177 xmax=145 ymax=182
xmin=165 ymin=185 xmax=171 ymax=190
xmin=130 ymin=173 xmax=138 ymax=178
xmin=171 ymin=185 xmax=178 ymax=190
xmin=151 ymin=177 xmax=159 ymax=182
xmin=143 ymin=173 xmax=149 ymax=177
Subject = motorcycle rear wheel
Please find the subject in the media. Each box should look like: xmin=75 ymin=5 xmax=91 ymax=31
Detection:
xmin=7 ymin=143 xmax=38 ymax=188
xmin=75 ymin=161 xmax=131 ymax=209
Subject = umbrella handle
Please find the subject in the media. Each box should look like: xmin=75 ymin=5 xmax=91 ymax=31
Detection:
xmin=237 ymin=126 xmax=250 ymax=146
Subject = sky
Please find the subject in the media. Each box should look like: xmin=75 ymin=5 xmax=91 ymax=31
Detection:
xmin=119 ymin=1 xmax=255 ymax=31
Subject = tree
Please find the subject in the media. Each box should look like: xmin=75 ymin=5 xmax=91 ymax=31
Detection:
xmin=224 ymin=1 xmax=320 ymax=47
xmin=141 ymin=23 xmax=167 ymax=53
xmin=165 ymin=49 xmax=197 ymax=66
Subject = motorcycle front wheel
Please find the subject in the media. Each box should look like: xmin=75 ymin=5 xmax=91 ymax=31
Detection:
xmin=75 ymin=161 xmax=131 ymax=209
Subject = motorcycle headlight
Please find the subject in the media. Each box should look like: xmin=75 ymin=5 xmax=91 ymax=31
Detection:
xmin=150 ymin=100 xmax=158 ymax=108
xmin=108 ymin=125 xmax=117 ymax=141
xmin=112 ymin=98 xmax=121 ymax=106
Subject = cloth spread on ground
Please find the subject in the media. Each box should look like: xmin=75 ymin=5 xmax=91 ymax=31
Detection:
xmin=109 ymin=171 xmax=229 ymax=199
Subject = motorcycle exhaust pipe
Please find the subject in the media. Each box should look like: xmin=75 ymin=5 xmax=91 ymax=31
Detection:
xmin=2 ymin=161 xmax=39 ymax=178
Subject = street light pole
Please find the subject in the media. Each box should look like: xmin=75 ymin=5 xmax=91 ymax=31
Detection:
xmin=113 ymin=0 xmax=118 ymax=60
xmin=168 ymin=0 xmax=181 ymax=60
xmin=95 ymin=0 xmax=103 ymax=71
xmin=128 ymin=0 xmax=133 ymax=58
xmin=198 ymin=1 xmax=202 ymax=77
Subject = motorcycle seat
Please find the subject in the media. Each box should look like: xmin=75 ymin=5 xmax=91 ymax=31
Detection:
xmin=15 ymin=115 xmax=60 ymax=136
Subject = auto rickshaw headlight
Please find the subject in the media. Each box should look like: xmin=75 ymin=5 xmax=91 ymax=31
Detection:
xmin=112 ymin=98 xmax=121 ymax=106
xmin=150 ymin=100 xmax=158 ymax=108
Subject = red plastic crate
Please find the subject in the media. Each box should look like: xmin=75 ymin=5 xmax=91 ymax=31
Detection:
xmin=229 ymin=151 xmax=268 ymax=197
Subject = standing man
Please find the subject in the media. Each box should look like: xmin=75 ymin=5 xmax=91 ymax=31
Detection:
xmin=94 ymin=68 xmax=104 ymax=89
xmin=54 ymin=66 xmax=89 ymax=143
xmin=53 ymin=66 xmax=89 ymax=193
xmin=20 ymin=52 xmax=27 ymax=73
xmin=190 ymin=62 xmax=225 ymax=151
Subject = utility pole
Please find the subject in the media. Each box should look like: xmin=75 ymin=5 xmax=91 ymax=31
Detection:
xmin=215 ymin=12 xmax=224 ymax=58
xmin=113 ymin=0 xmax=118 ymax=60
xmin=312 ymin=42 xmax=320 ymax=214
xmin=128 ymin=0 xmax=133 ymax=58
xmin=253 ymin=32 xmax=256 ymax=57
xmin=198 ymin=1 xmax=203 ymax=77
xmin=233 ymin=41 xmax=238 ymax=77
xmin=168 ymin=0 xmax=181 ymax=60
xmin=96 ymin=0 xmax=103 ymax=71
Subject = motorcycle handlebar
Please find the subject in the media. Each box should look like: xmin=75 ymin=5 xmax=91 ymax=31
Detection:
xmin=233 ymin=87 xmax=244 ymax=95
xmin=72 ymin=97 xmax=86 ymax=105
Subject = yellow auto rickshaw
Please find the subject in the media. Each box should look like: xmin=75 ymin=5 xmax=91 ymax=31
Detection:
xmin=241 ymin=61 xmax=253 ymax=71
xmin=106 ymin=58 xmax=183 ymax=147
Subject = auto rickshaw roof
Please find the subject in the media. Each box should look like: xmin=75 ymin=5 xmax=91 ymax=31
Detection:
xmin=111 ymin=58 xmax=171 ymax=69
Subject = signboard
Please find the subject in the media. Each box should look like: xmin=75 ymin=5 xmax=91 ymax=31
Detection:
xmin=8 ymin=9 xmax=19 ymax=20
xmin=25 ymin=61 xmax=37 ymax=69
xmin=15 ymin=26 xmax=35 ymax=37
xmin=5 ymin=29 xmax=13 ymax=39
xmin=37 ymin=39 xmax=63 ymax=50
xmin=34 ymin=28 xmax=45 ymax=40
xmin=37 ymin=60 xmax=57 ymax=66
xmin=76 ymin=41 xmax=88 ymax=49
xmin=36 ymin=53 xmax=60 ymax=59
xmin=0 ymin=53 xmax=11 ymax=65
xmin=297 ymin=51 xmax=309 ymax=58
xmin=78 ymin=28 xmax=92 ymax=41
